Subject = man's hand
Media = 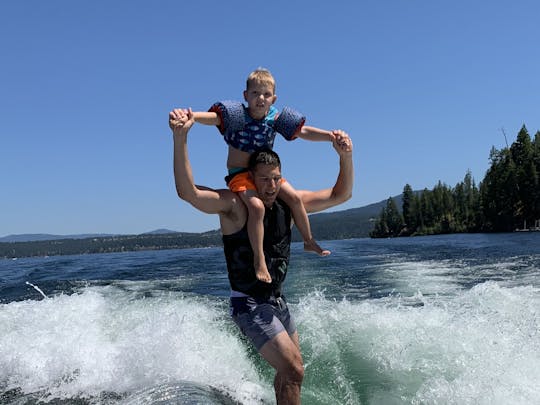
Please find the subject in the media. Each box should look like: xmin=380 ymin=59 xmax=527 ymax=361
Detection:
xmin=169 ymin=108 xmax=195 ymax=134
xmin=331 ymin=130 xmax=353 ymax=155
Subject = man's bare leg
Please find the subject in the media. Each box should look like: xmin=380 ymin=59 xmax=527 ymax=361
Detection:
xmin=259 ymin=331 xmax=304 ymax=405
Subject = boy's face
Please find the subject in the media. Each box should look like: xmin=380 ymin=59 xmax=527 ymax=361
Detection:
xmin=243 ymin=81 xmax=277 ymax=120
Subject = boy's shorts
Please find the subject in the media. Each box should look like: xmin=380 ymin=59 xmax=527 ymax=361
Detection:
xmin=230 ymin=295 xmax=297 ymax=351
xmin=225 ymin=170 xmax=286 ymax=193
xmin=226 ymin=171 xmax=256 ymax=193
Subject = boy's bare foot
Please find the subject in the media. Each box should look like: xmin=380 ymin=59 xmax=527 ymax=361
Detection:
xmin=304 ymin=238 xmax=331 ymax=256
xmin=255 ymin=261 xmax=272 ymax=283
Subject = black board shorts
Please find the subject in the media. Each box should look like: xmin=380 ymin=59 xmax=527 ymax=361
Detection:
xmin=230 ymin=295 xmax=297 ymax=351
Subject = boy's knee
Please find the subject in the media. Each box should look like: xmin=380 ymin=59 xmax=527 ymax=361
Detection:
xmin=289 ymin=193 xmax=302 ymax=206
xmin=247 ymin=197 xmax=265 ymax=216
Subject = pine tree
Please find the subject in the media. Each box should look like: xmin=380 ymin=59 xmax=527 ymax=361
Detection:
xmin=385 ymin=197 xmax=404 ymax=236
xmin=420 ymin=189 xmax=435 ymax=232
xmin=402 ymin=184 xmax=416 ymax=235
xmin=481 ymin=148 xmax=519 ymax=231
xmin=534 ymin=131 xmax=540 ymax=224
xmin=454 ymin=181 xmax=466 ymax=232
xmin=370 ymin=206 xmax=389 ymax=238
xmin=511 ymin=126 xmax=536 ymax=228
xmin=413 ymin=193 xmax=425 ymax=234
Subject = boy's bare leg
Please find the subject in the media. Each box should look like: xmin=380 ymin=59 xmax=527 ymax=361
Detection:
xmin=239 ymin=190 xmax=272 ymax=283
xmin=278 ymin=182 xmax=330 ymax=256
xmin=303 ymin=238 xmax=330 ymax=256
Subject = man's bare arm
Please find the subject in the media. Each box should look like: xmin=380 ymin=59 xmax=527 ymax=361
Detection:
xmin=298 ymin=130 xmax=354 ymax=213
xmin=170 ymin=108 xmax=233 ymax=215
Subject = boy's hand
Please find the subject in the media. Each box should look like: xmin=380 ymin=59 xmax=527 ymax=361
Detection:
xmin=332 ymin=130 xmax=353 ymax=154
xmin=169 ymin=108 xmax=195 ymax=133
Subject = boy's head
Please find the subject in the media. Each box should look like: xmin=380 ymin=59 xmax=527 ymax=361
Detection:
xmin=244 ymin=68 xmax=277 ymax=120
xmin=246 ymin=68 xmax=276 ymax=93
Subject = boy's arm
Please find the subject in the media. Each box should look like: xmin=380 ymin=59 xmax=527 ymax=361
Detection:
xmin=297 ymin=130 xmax=354 ymax=213
xmin=192 ymin=111 xmax=221 ymax=126
xmin=174 ymin=110 xmax=221 ymax=127
xmin=297 ymin=125 xmax=335 ymax=142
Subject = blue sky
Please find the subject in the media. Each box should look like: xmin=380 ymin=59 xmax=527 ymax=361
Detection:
xmin=1 ymin=1 xmax=539 ymax=237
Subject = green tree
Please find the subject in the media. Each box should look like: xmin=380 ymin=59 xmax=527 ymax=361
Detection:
xmin=534 ymin=131 xmax=540 ymax=223
xmin=511 ymin=126 xmax=536 ymax=227
xmin=420 ymin=189 xmax=435 ymax=231
xmin=370 ymin=206 xmax=389 ymax=238
xmin=481 ymin=148 xmax=519 ymax=231
xmin=385 ymin=197 xmax=404 ymax=236
xmin=453 ymin=170 xmax=480 ymax=232
xmin=370 ymin=197 xmax=403 ymax=238
xmin=402 ymin=184 xmax=416 ymax=235
xmin=413 ymin=193 xmax=425 ymax=233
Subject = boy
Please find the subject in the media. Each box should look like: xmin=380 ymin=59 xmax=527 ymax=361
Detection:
xmin=176 ymin=68 xmax=336 ymax=283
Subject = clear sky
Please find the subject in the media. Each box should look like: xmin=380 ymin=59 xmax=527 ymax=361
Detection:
xmin=1 ymin=1 xmax=539 ymax=237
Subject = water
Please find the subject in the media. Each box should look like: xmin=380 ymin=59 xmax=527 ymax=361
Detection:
xmin=1 ymin=233 xmax=539 ymax=404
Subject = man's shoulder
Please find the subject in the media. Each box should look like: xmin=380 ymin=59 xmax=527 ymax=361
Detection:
xmin=219 ymin=190 xmax=248 ymax=233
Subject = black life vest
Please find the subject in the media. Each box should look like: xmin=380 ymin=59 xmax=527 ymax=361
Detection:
xmin=222 ymin=198 xmax=291 ymax=298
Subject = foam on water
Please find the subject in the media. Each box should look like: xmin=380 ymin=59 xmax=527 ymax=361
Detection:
xmin=295 ymin=281 xmax=540 ymax=405
xmin=0 ymin=285 xmax=273 ymax=404
xmin=376 ymin=259 xmax=462 ymax=298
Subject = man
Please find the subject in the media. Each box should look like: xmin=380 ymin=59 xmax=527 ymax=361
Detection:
xmin=169 ymin=108 xmax=353 ymax=404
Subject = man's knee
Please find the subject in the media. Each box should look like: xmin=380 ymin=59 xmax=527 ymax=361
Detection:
xmin=282 ymin=357 xmax=304 ymax=384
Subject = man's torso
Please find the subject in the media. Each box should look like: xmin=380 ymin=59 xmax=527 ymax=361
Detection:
xmin=222 ymin=198 xmax=291 ymax=298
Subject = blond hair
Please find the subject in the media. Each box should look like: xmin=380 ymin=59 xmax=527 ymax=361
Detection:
xmin=246 ymin=68 xmax=276 ymax=93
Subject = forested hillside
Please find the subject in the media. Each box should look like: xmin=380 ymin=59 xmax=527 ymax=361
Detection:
xmin=0 ymin=202 xmax=383 ymax=258
xmin=371 ymin=125 xmax=540 ymax=237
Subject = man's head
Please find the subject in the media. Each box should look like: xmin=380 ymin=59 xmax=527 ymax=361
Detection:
xmin=244 ymin=68 xmax=277 ymax=120
xmin=248 ymin=149 xmax=282 ymax=207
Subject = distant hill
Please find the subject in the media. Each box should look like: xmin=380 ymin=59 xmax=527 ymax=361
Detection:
xmin=141 ymin=229 xmax=179 ymax=235
xmin=293 ymin=195 xmax=402 ymax=241
xmin=0 ymin=233 xmax=117 ymax=243
xmin=0 ymin=229 xmax=179 ymax=243
xmin=0 ymin=196 xmax=403 ymax=258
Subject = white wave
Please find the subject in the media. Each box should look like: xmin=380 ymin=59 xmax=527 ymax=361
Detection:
xmin=294 ymin=282 xmax=540 ymax=404
xmin=0 ymin=286 xmax=273 ymax=404
xmin=376 ymin=259 xmax=462 ymax=297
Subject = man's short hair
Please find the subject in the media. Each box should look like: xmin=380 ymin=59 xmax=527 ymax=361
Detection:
xmin=248 ymin=149 xmax=281 ymax=171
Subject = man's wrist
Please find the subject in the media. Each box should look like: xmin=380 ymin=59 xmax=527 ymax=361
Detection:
xmin=173 ymin=128 xmax=188 ymax=138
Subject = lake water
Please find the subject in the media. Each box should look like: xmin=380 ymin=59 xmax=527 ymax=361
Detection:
xmin=1 ymin=233 xmax=539 ymax=404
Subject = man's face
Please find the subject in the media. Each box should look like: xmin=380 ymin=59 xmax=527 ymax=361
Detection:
xmin=251 ymin=164 xmax=282 ymax=207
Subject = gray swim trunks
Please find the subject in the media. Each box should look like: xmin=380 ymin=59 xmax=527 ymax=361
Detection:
xmin=230 ymin=295 xmax=297 ymax=351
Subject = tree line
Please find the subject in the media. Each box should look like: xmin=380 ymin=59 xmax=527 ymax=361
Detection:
xmin=0 ymin=231 xmax=222 ymax=259
xmin=1 ymin=205 xmax=379 ymax=259
xmin=371 ymin=125 xmax=540 ymax=238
